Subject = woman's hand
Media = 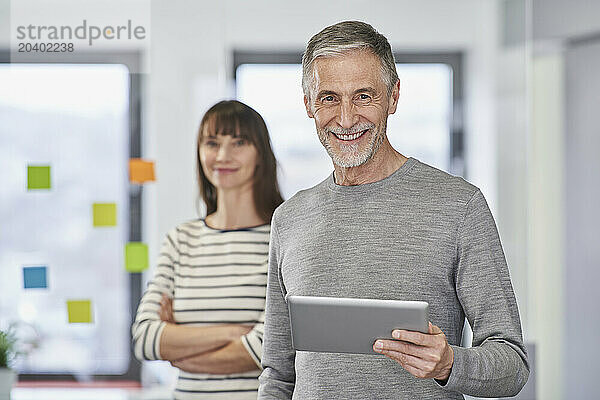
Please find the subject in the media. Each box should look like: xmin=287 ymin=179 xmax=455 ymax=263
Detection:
xmin=157 ymin=294 xmax=254 ymax=361
xmin=171 ymin=338 xmax=259 ymax=374
xmin=229 ymin=324 xmax=253 ymax=340
xmin=159 ymin=294 xmax=175 ymax=323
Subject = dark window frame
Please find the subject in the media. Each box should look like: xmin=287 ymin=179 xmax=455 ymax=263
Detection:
xmin=0 ymin=50 xmax=143 ymax=382
xmin=232 ymin=51 xmax=465 ymax=177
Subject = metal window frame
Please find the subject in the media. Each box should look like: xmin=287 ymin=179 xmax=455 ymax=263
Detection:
xmin=232 ymin=50 xmax=465 ymax=177
xmin=0 ymin=49 xmax=142 ymax=382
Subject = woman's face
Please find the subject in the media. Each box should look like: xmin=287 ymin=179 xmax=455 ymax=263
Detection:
xmin=199 ymin=131 xmax=258 ymax=192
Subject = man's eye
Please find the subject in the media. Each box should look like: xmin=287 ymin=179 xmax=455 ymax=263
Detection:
xmin=323 ymin=95 xmax=335 ymax=102
xmin=359 ymin=94 xmax=371 ymax=100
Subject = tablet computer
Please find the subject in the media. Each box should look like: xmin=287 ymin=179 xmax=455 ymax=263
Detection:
xmin=287 ymin=295 xmax=429 ymax=355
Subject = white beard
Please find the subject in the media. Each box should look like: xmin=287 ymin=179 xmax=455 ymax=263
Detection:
xmin=317 ymin=121 xmax=386 ymax=168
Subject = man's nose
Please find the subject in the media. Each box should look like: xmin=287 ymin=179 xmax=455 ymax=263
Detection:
xmin=338 ymin=99 xmax=358 ymax=129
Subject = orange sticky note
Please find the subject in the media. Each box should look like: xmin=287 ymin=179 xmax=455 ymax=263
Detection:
xmin=129 ymin=159 xmax=155 ymax=183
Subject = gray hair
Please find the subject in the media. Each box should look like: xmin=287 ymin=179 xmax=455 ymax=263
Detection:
xmin=302 ymin=21 xmax=399 ymax=101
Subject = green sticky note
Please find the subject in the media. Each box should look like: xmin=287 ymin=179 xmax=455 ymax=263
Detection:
xmin=27 ymin=165 xmax=51 ymax=190
xmin=93 ymin=203 xmax=117 ymax=227
xmin=67 ymin=300 xmax=93 ymax=323
xmin=125 ymin=242 xmax=149 ymax=272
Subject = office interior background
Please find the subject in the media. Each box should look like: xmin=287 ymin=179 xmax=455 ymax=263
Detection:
xmin=0 ymin=0 xmax=598 ymax=399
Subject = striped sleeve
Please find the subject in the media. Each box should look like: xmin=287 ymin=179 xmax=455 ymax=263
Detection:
xmin=131 ymin=228 xmax=178 ymax=361
xmin=241 ymin=304 xmax=265 ymax=369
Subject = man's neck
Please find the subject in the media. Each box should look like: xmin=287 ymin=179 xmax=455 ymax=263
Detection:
xmin=333 ymin=141 xmax=408 ymax=186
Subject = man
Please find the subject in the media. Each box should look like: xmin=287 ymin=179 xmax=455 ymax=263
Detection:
xmin=258 ymin=21 xmax=529 ymax=399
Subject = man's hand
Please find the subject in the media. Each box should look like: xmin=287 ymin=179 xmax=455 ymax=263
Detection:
xmin=373 ymin=322 xmax=454 ymax=381
xmin=159 ymin=294 xmax=175 ymax=323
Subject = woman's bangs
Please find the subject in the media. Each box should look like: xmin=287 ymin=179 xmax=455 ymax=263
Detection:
xmin=203 ymin=111 xmax=251 ymax=140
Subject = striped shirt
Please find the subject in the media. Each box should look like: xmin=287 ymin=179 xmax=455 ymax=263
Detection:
xmin=132 ymin=219 xmax=270 ymax=399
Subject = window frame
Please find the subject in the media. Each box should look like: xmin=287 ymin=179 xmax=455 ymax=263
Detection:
xmin=232 ymin=50 xmax=465 ymax=177
xmin=0 ymin=49 xmax=143 ymax=382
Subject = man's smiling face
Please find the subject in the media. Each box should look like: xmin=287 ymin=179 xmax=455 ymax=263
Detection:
xmin=304 ymin=49 xmax=398 ymax=168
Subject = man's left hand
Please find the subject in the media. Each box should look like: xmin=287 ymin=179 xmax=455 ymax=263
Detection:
xmin=373 ymin=322 xmax=454 ymax=381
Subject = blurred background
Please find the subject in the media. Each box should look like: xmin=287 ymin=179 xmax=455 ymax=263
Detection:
xmin=0 ymin=0 xmax=598 ymax=399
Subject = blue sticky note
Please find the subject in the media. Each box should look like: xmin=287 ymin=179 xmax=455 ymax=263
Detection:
xmin=23 ymin=266 xmax=48 ymax=289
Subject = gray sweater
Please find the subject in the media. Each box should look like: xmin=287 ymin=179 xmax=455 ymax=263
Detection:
xmin=258 ymin=158 xmax=529 ymax=399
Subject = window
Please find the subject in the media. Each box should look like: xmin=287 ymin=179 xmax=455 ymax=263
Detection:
xmin=0 ymin=63 xmax=137 ymax=377
xmin=235 ymin=52 xmax=462 ymax=199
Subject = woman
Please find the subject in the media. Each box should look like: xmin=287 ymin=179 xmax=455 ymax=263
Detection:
xmin=132 ymin=100 xmax=283 ymax=399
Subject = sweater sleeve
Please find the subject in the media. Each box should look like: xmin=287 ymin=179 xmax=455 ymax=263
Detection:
xmin=241 ymin=308 xmax=265 ymax=369
xmin=131 ymin=228 xmax=178 ymax=361
xmin=441 ymin=189 xmax=530 ymax=397
xmin=258 ymin=216 xmax=296 ymax=398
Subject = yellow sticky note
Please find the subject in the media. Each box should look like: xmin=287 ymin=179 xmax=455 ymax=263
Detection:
xmin=27 ymin=165 xmax=51 ymax=189
xmin=93 ymin=203 xmax=117 ymax=227
xmin=129 ymin=159 xmax=156 ymax=183
xmin=67 ymin=300 xmax=93 ymax=323
xmin=125 ymin=242 xmax=149 ymax=272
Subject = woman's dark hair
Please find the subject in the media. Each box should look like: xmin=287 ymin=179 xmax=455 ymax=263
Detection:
xmin=196 ymin=100 xmax=284 ymax=223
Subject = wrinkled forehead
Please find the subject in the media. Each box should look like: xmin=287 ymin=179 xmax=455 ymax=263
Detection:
xmin=311 ymin=50 xmax=385 ymax=93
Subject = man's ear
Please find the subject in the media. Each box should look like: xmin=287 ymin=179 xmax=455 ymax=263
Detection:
xmin=388 ymin=79 xmax=401 ymax=115
xmin=304 ymin=95 xmax=315 ymax=118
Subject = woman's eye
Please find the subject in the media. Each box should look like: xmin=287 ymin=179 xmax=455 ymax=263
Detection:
xmin=234 ymin=139 xmax=246 ymax=146
xmin=204 ymin=140 xmax=218 ymax=148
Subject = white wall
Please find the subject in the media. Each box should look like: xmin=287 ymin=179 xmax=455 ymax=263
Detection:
xmin=528 ymin=1 xmax=600 ymax=398
xmin=529 ymin=51 xmax=565 ymax=400
xmin=564 ymin=39 xmax=600 ymax=400
xmin=495 ymin=44 xmax=529 ymax=342
xmin=533 ymin=0 xmax=600 ymax=41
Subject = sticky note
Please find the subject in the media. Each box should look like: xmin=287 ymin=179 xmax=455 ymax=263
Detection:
xmin=67 ymin=300 xmax=93 ymax=323
xmin=129 ymin=159 xmax=156 ymax=183
xmin=27 ymin=165 xmax=51 ymax=189
xmin=23 ymin=266 xmax=48 ymax=289
xmin=93 ymin=203 xmax=117 ymax=227
xmin=125 ymin=242 xmax=149 ymax=272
